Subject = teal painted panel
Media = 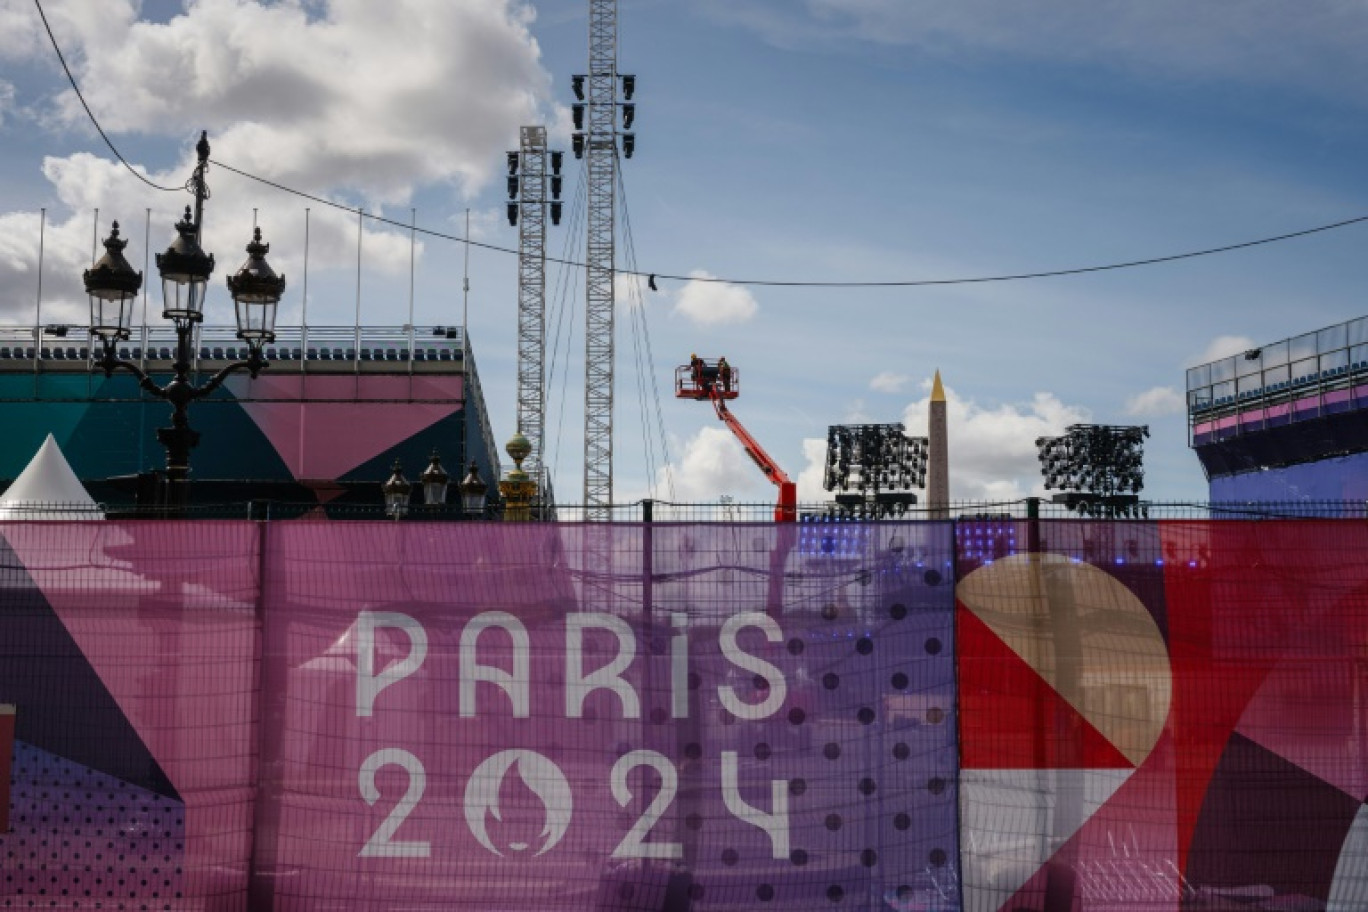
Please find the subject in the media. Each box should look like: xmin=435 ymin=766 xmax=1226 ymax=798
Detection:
xmin=0 ymin=371 xmax=485 ymax=486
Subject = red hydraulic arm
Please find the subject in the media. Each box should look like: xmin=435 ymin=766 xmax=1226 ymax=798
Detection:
xmin=711 ymin=394 xmax=798 ymax=522
xmin=675 ymin=360 xmax=796 ymax=522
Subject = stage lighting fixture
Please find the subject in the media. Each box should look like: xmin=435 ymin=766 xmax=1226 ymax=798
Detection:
xmin=572 ymin=75 xmax=585 ymax=100
xmin=506 ymin=151 xmax=519 ymax=174
xmin=1035 ymin=423 xmax=1150 ymax=518
xmin=572 ymin=133 xmax=585 ymax=159
xmin=507 ymin=176 xmax=519 ymax=199
xmin=551 ymin=151 xmax=564 ymax=174
xmin=622 ymin=133 xmax=635 ymax=158
xmin=823 ymin=423 xmax=929 ymax=518
xmin=551 ymin=176 xmax=563 ymax=199
xmin=550 ymin=201 xmax=563 ymax=226
xmin=622 ymin=103 xmax=635 ymax=129
xmin=572 ymin=104 xmax=585 ymax=131
xmin=621 ymin=74 xmax=635 ymax=99
xmin=506 ymin=202 xmax=517 ymax=227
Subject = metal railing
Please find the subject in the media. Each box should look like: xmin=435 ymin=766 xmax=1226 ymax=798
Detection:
xmin=3 ymin=499 xmax=1363 ymax=522
xmin=1186 ymin=314 xmax=1368 ymax=444
xmin=0 ymin=325 xmax=468 ymax=374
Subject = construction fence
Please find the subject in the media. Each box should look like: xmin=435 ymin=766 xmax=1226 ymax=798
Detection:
xmin=1 ymin=517 xmax=1366 ymax=911
xmin=10 ymin=497 xmax=1368 ymax=523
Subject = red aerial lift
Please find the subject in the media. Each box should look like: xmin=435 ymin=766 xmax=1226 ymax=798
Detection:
xmin=676 ymin=356 xmax=798 ymax=522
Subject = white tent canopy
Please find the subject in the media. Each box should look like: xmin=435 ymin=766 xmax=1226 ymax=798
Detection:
xmin=0 ymin=434 xmax=103 ymax=520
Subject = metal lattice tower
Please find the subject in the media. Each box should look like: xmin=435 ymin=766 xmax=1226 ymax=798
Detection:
xmin=574 ymin=0 xmax=634 ymax=519
xmin=509 ymin=127 xmax=555 ymax=490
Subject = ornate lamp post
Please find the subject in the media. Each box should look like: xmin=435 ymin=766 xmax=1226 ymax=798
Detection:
xmin=419 ymin=450 xmax=450 ymax=508
xmin=82 ymin=132 xmax=285 ymax=511
xmin=382 ymin=460 xmax=412 ymax=519
xmin=459 ymin=461 xmax=488 ymax=518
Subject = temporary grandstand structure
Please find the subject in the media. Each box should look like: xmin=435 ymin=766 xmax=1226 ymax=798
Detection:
xmin=0 ymin=434 xmax=103 ymax=520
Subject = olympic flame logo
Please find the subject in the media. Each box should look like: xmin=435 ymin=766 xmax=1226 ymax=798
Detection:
xmin=463 ymin=750 xmax=572 ymax=857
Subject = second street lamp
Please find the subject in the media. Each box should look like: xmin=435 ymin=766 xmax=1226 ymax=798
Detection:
xmin=420 ymin=449 xmax=450 ymax=509
xmin=459 ymin=461 xmax=488 ymax=518
xmin=82 ymin=132 xmax=285 ymax=512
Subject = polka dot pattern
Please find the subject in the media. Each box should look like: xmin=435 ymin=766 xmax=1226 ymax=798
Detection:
xmin=659 ymin=531 xmax=957 ymax=911
xmin=0 ymin=743 xmax=186 ymax=910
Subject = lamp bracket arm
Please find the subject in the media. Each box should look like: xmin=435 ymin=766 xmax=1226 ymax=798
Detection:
xmin=194 ymin=357 xmax=267 ymax=399
xmin=98 ymin=355 xmax=165 ymax=397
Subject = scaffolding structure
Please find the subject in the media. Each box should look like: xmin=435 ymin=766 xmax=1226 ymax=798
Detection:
xmin=514 ymin=126 xmax=550 ymax=489
xmin=580 ymin=0 xmax=629 ymax=519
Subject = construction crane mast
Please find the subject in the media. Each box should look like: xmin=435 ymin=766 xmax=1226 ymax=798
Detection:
xmin=506 ymin=127 xmax=563 ymax=498
xmin=572 ymin=0 xmax=636 ymax=519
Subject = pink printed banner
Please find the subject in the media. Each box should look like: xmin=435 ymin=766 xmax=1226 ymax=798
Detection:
xmin=253 ymin=520 xmax=958 ymax=910
xmin=0 ymin=520 xmax=261 ymax=905
xmin=5 ymin=516 xmax=1368 ymax=912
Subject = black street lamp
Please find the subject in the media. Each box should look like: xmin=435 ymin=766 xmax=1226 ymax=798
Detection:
xmin=459 ymin=461 xmax=487 ymax=518
xmin=382 ymin=460 xmax=412 ymax=519
xmin=82 ymin=132 xmax=285 ymax=511
xmin=419 ymin=449 xmax=449 ymax=507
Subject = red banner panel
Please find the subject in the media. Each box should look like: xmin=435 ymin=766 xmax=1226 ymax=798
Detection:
xmin=956 ymin=519 xmax=1368 ymax=912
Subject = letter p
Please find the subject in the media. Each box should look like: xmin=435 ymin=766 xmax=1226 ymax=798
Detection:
xmin=356 ymin=611 xmax=428 ymax=717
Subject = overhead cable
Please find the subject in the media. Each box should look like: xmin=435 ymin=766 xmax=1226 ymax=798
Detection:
xmin=34 ymin=0 xmax=183 ymax=193
xmin=36 ymin=0 xmax=1368 ymax=291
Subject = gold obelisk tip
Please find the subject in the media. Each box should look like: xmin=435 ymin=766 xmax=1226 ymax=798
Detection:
xmin=931 ymin=370 xmax=946 ymax=403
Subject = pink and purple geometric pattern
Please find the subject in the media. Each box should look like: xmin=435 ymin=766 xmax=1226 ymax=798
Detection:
xmin=3 ymin=518 xmax=1368 ymax=909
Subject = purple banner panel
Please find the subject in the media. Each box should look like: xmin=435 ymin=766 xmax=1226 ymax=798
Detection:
xmin=254 ymin=520 xmax=958 ymax=911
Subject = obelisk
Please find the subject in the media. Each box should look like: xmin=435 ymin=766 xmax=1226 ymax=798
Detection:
xmin=927 ymin=370 xmax=949 ymax=519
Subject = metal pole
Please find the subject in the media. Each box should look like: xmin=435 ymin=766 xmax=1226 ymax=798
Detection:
xmin=354 ymin=207 xmax=363 ymax=370
xmin=301 ymin=208 xmax=310 ymax=365
xmin=141 ymin=208 xmax=151 ymax=353
xmin=34 ymin=208 xmax=45 ymax=390
xmin=462 ymin=208 xmax=470 ymax=336
xmin=34 ymin=207 xmax=44 ymax=345
xmin=408 ymin=207 xmax=416 ymax=372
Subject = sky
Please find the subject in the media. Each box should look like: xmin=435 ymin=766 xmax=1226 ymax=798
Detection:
xmin=1 ymin=0 xmax=1366 ymax=508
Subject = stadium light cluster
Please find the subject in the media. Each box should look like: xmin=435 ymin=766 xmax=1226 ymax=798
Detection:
xmin=823 ymin=424 xmax=928 ymax=518
xmin=1035 ymin=423 xmax=1149 ymax=517
xmin=570 ymin=72 xmax=637 ymax=161
xmin=506 ymin=144 xmax=564 ymax=228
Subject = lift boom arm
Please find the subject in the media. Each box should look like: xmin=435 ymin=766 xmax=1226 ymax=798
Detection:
xmin=710 ymin=392 xmax=797 ymax=522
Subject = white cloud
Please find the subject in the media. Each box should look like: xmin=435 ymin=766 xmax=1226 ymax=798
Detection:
xmin=869 ymin=371 xmax=910 ymax=393
xmin=0 ymin=0 xmax=555 ymax=322
xmin=615 ymin=272 xmax=651 ymax=311
xmin=905 ymin=379 xmax=1090 ymax=500
xmin=1125 ymin=385 xmax=1185 ymax=418
xmin=795 ymin=436 xmax=830 ymax=503
xmin=672 ymin=270 xmax=759 ymax=326
xmin=0 ymin=79 xmax=14 ymax=127
xmin=23 ymin=0 xmax=552 ymax=204
xmin=796 ymin=375 xmax=1091 ymax=503
xmin=0 ymin=152 xmax=420 ymax=324
xmin=655 ymin=426 xmax=772 ymax=501
xmin=1190 ymin=334 xmax=1257 ymax=367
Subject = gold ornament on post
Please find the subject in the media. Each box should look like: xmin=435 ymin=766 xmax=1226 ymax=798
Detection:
xmin=499 ymin=431 xmax=537 ymax=521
